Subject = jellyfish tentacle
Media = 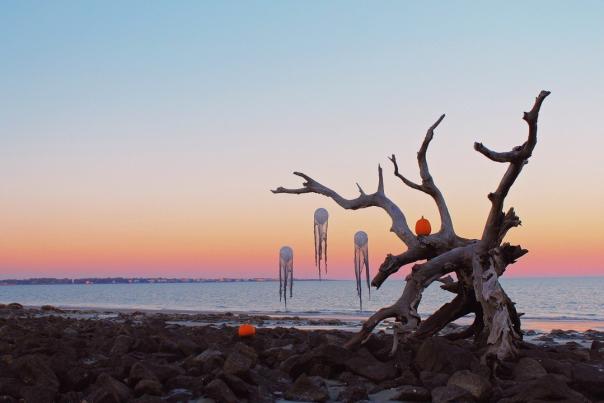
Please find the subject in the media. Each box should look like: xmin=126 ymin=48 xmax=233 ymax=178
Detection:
xmin=289 ymin=254 xmax=293 ymax=298
xmin=324 ymin=220 xmax=328 ymax=273
xmin=279 ymin=246 xmax=294 ymax=309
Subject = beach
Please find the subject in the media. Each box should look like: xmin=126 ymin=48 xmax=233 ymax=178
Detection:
xmin=0 ymin=304 xmax=603 ymax=402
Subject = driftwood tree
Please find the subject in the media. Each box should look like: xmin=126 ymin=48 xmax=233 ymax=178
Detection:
xmin=272 ymin=91 xmax=550 ymax=362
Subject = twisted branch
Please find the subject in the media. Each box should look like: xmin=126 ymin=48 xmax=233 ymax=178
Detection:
xmin=272 ymin=91 xmax=550 ymax=362
xmin=272 ymin=168 xmax=419 ymax=247
xmin=471 ymin=90 xmax=550 ymax=361
xmin=477 ymin=90 xmax=551 ymax=249
xmin=344 ymin=244 xmax=472 ymax=349
xmin=389 ymin=114 xmax=455 ymax=238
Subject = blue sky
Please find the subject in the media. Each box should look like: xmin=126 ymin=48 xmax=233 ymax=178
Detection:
xmin=1 ymin=1 xmax=603 ymax=278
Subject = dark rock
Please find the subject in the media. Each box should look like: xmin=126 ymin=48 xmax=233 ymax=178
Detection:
xmin=247 ymin=364 xmax=292 ymax=394
xmin=176 ymin=337 xmax=202 ymax=356
xmin=337 ymin=385 xmax=368 ymax=402
xmin=344 ymin=348 xmax=396 ymax=382
xmin=19 ymin=385 xmax=57 ymax=403
xmin=63 ymin=366 xmax=94 ymax=390
xmin=415 ymin=337 xmax=479 ymax=374
xmin=431 ymin=384 xmax=476 ymax=403
xmin=162 ymin=388 xmax=194 ymax=402
xmin=223 ymin=342 xmax=257 ymax=376
xmin=394 ymin=384 xmax=431 ymax=401
xmin=0 ymin=377 xmax=21 ymax=397
xmin=12 ymin=354 xmax=59 ymax=393
xmin=131 ymin=394 xmax=163 ymax=403
xmin=205 ymin=378 xmax=237 ymax=403
xmin=6 ymin=304 xmax=22 ymax=310
xmin=134 ymin=379 xmax=163 ymax=396
xmin=62 ymin=327 xmax=78 ymax=337
xmin=591 ymin=340 xmax=604 ymax=360
xmin=144 ymin=361 xmax=184 ymax=382
xmin=158 ymin=338 xmax=179 ymax=354
xmin=284 ymin=374 xmax=329 ymax=402
xmin=132 ymin=336 xmax=159 ymax=354
xmin=129 ymin=362 xmax=159 ymax=385
xmin=310 ymin=344 xmax=352 ymax=366
xmin=501 ymin=373 xmax=588 ymax=402
xmin=419 ymin=370 xmax=449 ymax=389
xmin=591 ymin=339 xmax=604 ymax=352
xmin=513 ymin=357 xmax=547 ymax=381
xmin=261 ymin=344 xmax=298 ymax=367
xmin=308 ymin=363 xmax=331 ymax=378
xmin=165 ymin=374 xmax=207 ymax=394
xmin=447 ymin=370 xmax=491 ymax=401
xmin=571 ymin=362 xmax=604 ymax=398
xmin=279 ymin=343 xmax=353 ymax=379
xmin=85 ymin=373 xmax=132 ymax=403
xmin=279 ymin=353 xmax=311 ymax=378
xmin=220 ymin=373 xmax=251 ymax=397
xmin=193 ymin=348 xmax=225 ymax=373
xmin=538 ymin=357 xmax=572 ymax=378
xmin=111 ymin=335 xmax=134 ymax=356
xmin=57 ymin=391 xmax=84 ymax=403
xmin=398 ymin=368 xmax=421 ymax=386
xmin=394 ymin=348 xmax=414 ymax=369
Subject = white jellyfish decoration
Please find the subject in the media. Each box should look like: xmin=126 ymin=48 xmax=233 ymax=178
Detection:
xmin=279 ymin=246 xmax=294 ymax=307
xmin=354 ymin=231 xmax=370 ymax=310
xmin=313 ymin=208 xmax=329 ymax=278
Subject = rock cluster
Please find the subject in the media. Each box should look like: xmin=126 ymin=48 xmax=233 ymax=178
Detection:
xmin=0 ymin=305 xmax=602 ymax=402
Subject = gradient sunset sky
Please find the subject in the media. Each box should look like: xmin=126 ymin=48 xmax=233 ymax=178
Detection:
xmin=1 ymin=1 xmax=603 ymax=279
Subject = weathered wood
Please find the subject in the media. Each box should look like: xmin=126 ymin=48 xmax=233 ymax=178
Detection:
xmin=272 ymin=91 xmax=550 ymax=362
xmin=471 ymin=91 xmax=550 ymax=360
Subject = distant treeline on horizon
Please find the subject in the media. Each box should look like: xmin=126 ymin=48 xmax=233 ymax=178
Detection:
xmin=0 ymin=277 xmax=339 ymax=285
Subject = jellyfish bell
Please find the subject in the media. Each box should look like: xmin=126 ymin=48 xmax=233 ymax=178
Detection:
xmin=279 ymin=246 xmax=293 ymax=262
xmin=354 ymin=231 xmax=368 ymax=247
xmin=314 ymin=208 xmax=329 ymax=225
xmin=278 ymin=246 xmax=294 ymax=308
xmin=313 ymin=208 xmax=329 ymax=278
xmin=353 ymin=230 xmax=370 ymax=311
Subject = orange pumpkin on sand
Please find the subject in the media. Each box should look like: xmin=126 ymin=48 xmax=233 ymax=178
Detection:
xmin=238 ymin=324 xmax=256 ymax=337
xmin=415 ymin=216 xmax=432 ymax=236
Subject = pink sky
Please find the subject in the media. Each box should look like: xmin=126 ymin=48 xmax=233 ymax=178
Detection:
xmin=1 ymin=3 xmax=603 ymax=279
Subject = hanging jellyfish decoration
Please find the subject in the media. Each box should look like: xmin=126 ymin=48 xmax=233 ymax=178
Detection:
xmin=279 ymin=246 xmax=294 ymax=308
xmin=354 ymin=231 xmax=370 ymax=311
xmin=313 ymin=208 xmax=329 ymax=278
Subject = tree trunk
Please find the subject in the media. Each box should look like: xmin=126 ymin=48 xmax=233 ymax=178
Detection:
xmin=272 ymin=91 xmax=550 ymax=362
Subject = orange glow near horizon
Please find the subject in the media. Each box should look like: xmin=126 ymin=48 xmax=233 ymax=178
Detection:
xmin=1 ymin=192 xmax=602 ymax=278
xmin=2 ymin=2 xmax=603 ymax=280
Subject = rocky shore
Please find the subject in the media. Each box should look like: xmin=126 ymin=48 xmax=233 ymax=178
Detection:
xmin=0 ymin=304 xmax=603 ymax=402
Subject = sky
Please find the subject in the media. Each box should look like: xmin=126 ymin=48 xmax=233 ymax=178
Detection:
xmin=1 ymin=1 xmax=603 ymax=279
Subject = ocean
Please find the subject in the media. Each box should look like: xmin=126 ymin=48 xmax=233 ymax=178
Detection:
xmin=1 ymin=277 xmax=603 ymax=331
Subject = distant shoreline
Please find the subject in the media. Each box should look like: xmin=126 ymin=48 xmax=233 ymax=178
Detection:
xmin=0 ymin=277 xmax=341 ymax=286
xmin=1 ymin=275 xmax=602 ymax=286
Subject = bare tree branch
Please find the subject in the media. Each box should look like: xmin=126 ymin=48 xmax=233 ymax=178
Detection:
xmin=478 ymin=91 xmax=550 ymax=250
xmin=389 ymin=114 xmax=455 ymax=238
xmin=344 ymin=244 xmax=472 ymax=350
xmin=470 ymin=90 xmax=550 ymax=362
xmin=272 ymin=91 xmax=550 ymax=363
xmin=370 ymin=248 xmax=429 ymax=289
xmin=272 ymin=171 xmax=419 ymax=247
xmin=496 ymin=208 xmax=522 ymax=245
xmin=474 ymin=143 xmax=524 ymax=163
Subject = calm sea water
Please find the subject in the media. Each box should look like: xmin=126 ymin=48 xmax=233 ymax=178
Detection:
xmin=1 ymin=278 xmax=603 ymax=326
